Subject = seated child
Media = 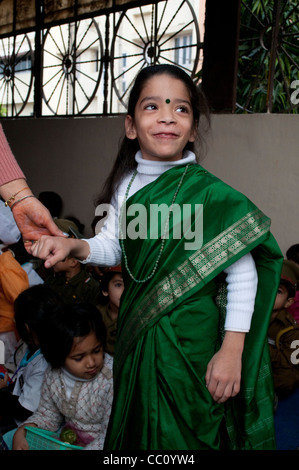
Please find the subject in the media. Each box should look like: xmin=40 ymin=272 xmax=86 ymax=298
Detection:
xmin=5 ymin=238 xmax=44 ymax=288
xmin=44 ymin=218 xmax=102 ymax=305
xmin=286 ymin=244 xmax=299 ymax=323
xmin=97 ymin=266 xmax=124 ymax=355
xmin=45 ymin=256 xmax=102 ymax=306
xmin=0 ymin=284 xmax=64 ymax=438
xmin=268 ymin=259 xmax=299 ymax=398
xmin=0 ymin=199 xmax=29 ymax=364
xmin=12 ymin=302 xmax=113 ymax=450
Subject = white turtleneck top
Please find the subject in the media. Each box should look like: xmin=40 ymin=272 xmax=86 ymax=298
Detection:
xmin=84 ymin=151 xmax=257 ymax=333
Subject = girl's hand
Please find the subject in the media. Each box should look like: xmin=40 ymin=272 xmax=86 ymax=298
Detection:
xmin=30 ymin=235 xmax=72 ymax=268
xmin=31 ymin=235 xmax=90 ymax=269
xmin=205 ymin=331 xmax=245 ymax=403
xmin=12 ymin=425 xmax=31 ymax=450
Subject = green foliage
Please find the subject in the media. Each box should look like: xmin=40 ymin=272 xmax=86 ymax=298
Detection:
xmin=0 ymin=105 xmax=7 ymax=117
xmin=236 ymin=0 xmax=299 ymax=113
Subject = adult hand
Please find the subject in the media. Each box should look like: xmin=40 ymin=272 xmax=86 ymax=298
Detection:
xmin=11 ymin=196 xmax=65 ymax=250
xmin=0 ymin=179 xmax=66 ymax=250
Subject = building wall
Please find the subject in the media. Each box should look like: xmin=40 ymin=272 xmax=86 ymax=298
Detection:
xmin=1 ymin=113 xmax=297 ymax=256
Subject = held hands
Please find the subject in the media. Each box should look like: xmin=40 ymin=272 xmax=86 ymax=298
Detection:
xmin=30 ymin=235 xmax=90 ymax=268
xmin=205 ymin=331 xmax=245 ymax=403
xmin=30 ymin=235 xmax=72 ymax=268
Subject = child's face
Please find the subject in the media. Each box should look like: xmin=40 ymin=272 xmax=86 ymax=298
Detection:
xmin=103 ymin=273 xmax=124 ymax=311
xmin=273 ymin=283 xmax=294 ymax=312
xmin=125 ymin=73 xmax=196 ymax=162
xmin=64 ymin=331 xmax=104 ymax=380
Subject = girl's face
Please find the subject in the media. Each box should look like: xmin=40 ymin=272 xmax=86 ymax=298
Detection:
xmin=64 ymin=331 xmax=104 ymax=380
xmin=125 ymin=74 xmax=196 ymax=162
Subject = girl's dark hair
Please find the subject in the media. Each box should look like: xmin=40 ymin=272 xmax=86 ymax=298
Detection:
xmin=95 ymin=64 xmax=210 ymax=209
xmin=41 ymin=302 xmax=106 ymax=369
xmin=14 ymin=284 xmax=64 ymax=346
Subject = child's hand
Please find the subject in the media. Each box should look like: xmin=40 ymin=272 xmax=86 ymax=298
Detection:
xmin=12 ymin=425 xmax=31 ymax=450
xmin=0 ymin=369 xmax=9 ymax=389
xmin=205 ymin=331 xmax=245 ymax=403
xmin=31 ymin=236 xmax=90 ymax=269
xmin=31 ymin=235 xmax=72 ymax=268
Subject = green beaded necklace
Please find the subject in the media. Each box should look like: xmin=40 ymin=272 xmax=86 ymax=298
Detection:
xmin=119 ymin=164 xmax=190 ymax=283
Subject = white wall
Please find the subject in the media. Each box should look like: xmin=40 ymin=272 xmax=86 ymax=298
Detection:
xmin=1 ymin=113 xmax=298 ymax=256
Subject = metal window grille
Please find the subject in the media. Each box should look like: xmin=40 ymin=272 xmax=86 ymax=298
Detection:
xmin=0 ymin=0 xmax=203 ymax=117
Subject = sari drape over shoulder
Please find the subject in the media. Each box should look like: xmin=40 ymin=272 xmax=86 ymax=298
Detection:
xmin=104 ymin=164 xmax=283 ymax=450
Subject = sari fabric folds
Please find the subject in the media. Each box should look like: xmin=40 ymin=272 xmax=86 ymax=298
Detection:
xmin=104 ymin=164 xmax=283 ymax=450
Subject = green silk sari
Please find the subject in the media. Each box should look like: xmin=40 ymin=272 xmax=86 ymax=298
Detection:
xmin=104 ymin=164 xmax=283 ymax=450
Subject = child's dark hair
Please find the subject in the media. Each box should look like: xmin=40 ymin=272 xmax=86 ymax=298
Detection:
xmin=41 ymin=302 xmax=106 ymax=369
xmin=95 ymin=64 xmax=210 ymax=209
xmin=14 ymin=284 xmax=64 ymax=347
xmin=280 ymin=279 xmax=296 ymax=298
xmin=286 ymin=244 xmax=299 ymax=265
xmin=38 ymin=191 xmax=63 ymax=218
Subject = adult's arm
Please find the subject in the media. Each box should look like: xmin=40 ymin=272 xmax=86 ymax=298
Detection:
xmin=0 ymin=124 xmax=65 ymax=242
xmin=0 ymin=124 xmax=24 ymax=187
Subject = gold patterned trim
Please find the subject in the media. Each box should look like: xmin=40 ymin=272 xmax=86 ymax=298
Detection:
xmin=114 ymin=209 xmax=270 ymax=375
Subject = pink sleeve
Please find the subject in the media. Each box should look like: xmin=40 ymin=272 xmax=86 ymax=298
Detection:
xmin=0 ymin=123 xmax=25 ymax=186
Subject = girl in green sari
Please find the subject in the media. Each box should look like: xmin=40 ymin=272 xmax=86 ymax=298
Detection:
xmin=31 ymin=65 xmax=283 ymax=450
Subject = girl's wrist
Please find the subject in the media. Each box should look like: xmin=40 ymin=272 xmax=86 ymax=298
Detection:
xmin=221 ymin=331 xmax=246 ymax=354
xmin=69 ymin=238 xmax=91 ymax=261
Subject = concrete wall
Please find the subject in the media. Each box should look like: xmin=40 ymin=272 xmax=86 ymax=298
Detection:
xmin=202 ymin=114 xmax=298 ymax=257
xmin=1 ymin=114 xmax=298 ymax=257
